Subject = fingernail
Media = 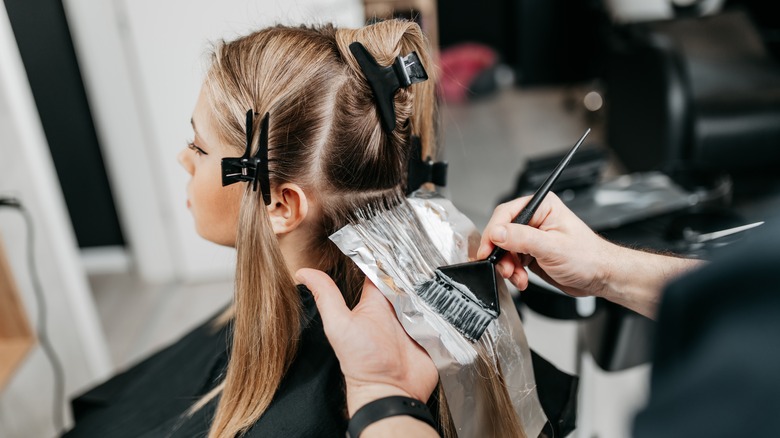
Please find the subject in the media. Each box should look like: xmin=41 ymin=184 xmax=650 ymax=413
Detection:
xmin=491 ymin=225 xmax=507 ymax=243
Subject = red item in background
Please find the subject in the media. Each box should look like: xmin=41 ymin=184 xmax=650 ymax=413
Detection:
xmin=438 ymin=43 xmax=499 ymax=103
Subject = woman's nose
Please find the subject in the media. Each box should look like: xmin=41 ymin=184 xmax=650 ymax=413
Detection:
xmin=177 ymin=148 xmax=193 ymax=174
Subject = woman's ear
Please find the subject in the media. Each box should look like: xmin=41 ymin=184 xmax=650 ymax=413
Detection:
xmin=267 ymin=183 xmax=309 ymax=235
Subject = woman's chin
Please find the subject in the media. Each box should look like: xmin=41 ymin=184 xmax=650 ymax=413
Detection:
xmin=195 ymin=227 xmax=237 ymax=248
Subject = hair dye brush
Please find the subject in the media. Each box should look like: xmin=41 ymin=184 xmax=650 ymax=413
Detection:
xmin=416 ymin=129 xmax=590 ymax=341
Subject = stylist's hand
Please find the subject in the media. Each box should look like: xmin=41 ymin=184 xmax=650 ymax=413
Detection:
xmin=478 ymin=193 xmax=615 ymax=298
xmin=478 ymin=193 xmax=701 ymax=319
xmin=296 ymin=268 xmax=439 ymax=416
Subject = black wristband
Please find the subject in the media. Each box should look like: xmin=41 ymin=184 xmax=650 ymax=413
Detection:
xmin=347 ymin=396 xmax=436 ymax=438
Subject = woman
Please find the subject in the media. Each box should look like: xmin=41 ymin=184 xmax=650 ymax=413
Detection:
xmin=64 ymin=19 xmax=438 ymax=438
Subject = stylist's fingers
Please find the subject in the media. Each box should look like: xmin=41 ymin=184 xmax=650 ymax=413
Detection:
xmin=495 ymin=252 xmax=520 ymax=278
xmin=496 ymin=253 xmax=530 ymax=290
xmin=510 ymin=266 xmax=530 ymax=290
xmin=296 ymin=268 xmax=350 ymax=333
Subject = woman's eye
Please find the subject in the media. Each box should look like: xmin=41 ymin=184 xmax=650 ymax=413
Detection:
xmin=188 ymin=142 xmax=207 ymax=156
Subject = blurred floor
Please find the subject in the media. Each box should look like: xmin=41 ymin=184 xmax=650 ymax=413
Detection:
xmin=89 ymin=274 xmax=232 ymax=369
xmin=439 ymin=86 xmax=607 ymax=229
xmin=90 ymin=85 xmax=648 ymax=438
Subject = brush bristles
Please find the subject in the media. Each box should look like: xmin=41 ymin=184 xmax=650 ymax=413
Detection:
xmin=417 ymin=273 xmax=498 ymax=342
xmin=344 ymin=198 xmax=498 ymax=341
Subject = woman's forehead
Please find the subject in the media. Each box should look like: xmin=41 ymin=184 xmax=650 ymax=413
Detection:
xmin=191 ymin=88 xmax=220 ymax=145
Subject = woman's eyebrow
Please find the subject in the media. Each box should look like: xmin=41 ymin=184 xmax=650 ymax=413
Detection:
xmin=189 ymin=118 xmax=210 ymax=153
xmin=191 ymin=119 xmax=206 ymax=143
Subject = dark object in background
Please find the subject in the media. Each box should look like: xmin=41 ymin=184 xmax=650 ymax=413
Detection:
xmin=504 ymin=147 xmax=609 ymax=200
xmin=606 ymin=10 xmax=780 ymax=175
xmin=728 ymin=0 xmax=780 ymax=60
xmin=633 ymin=220 xmax=780 ymax=437
xmin=581 ymin=299 xmax=655 ymax=371
xmin=499 ymin=146 xmax=609 ymax=222
xmin=437 ymin=0 xmax=514 ymax=67
xmin=664 ymin=209 xmax=746 ymax=246
xmin=4 ymin=0 xmax=125 ymax=248
xmin=531 ymin=351 xmax=578 ymax=438
xmin=437 ymin=0 xmax=606 ymax=86
xmin=509 ymin=0 xmax=606 ymax=85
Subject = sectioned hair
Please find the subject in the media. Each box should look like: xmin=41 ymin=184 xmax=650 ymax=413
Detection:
xmin=196 ymin=20 xmax=443 ymax=438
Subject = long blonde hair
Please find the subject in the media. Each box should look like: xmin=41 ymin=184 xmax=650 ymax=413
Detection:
xmin=195 ymin=21 xmax=439 ymax=438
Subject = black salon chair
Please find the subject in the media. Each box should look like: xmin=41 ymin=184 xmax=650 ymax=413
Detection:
xmin=607 ymin=9 xmax=780 ymax=176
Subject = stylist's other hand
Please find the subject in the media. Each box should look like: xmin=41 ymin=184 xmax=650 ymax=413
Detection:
xmin=478 ymin=193 xmax=612 ymax=298
xmin=296 ymin=268 xmax=439 ymax=416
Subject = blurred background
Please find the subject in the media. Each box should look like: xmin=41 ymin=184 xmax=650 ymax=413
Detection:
xmin=1 ymin=0 xmax=778 ymax=436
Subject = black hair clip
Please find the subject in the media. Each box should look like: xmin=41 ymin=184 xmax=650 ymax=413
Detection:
xmin=221 ymin=110 xmax=272 ymax=205
xmin=349 ymin=42 xmax=428 ymax=133
xmin=406 ymin=136 xmax=447 ymax=195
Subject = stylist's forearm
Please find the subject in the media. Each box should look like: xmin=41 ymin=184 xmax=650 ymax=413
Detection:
xmin=600 ymin=244 xmax=703 ymax=319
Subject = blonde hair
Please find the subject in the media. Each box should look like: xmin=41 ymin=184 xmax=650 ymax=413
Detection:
xmin=195 ymin=21 xmax=443 ymax=438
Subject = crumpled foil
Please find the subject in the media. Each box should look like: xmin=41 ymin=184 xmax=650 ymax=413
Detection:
xmin=330 ymin=190 xmax=547 ymax=437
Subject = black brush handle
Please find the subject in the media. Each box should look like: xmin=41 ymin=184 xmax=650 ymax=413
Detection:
xmin=486 ymin=128 xmax=590 ymax=264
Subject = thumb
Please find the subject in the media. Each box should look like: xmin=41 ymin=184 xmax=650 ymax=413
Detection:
xmin=489 ymin=223 xmax=549 ymax=257
xmin=358 ymin=277 xmax=397 ymax=314
xmin=296 ymin=268 xmax=350 ymax=332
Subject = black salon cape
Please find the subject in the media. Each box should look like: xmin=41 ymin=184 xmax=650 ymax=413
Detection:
xmin=633 ymin=221 xmax=780 ymax=437
xmin=62 ymin=285 xmax=347 ymax=437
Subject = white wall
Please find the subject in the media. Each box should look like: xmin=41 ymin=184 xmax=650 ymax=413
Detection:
xmin=0 ymin=4 xmax=111 ymax=437
xmin=64 ymin=0 xmax=364 ymax=283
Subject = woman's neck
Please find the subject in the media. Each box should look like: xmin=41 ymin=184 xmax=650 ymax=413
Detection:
xmin=276 ymin=225 xmax=320 ymax=280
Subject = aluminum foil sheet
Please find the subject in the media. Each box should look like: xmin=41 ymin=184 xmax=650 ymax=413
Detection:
xmin=330 ymin=190 xmax=547 ymax=437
